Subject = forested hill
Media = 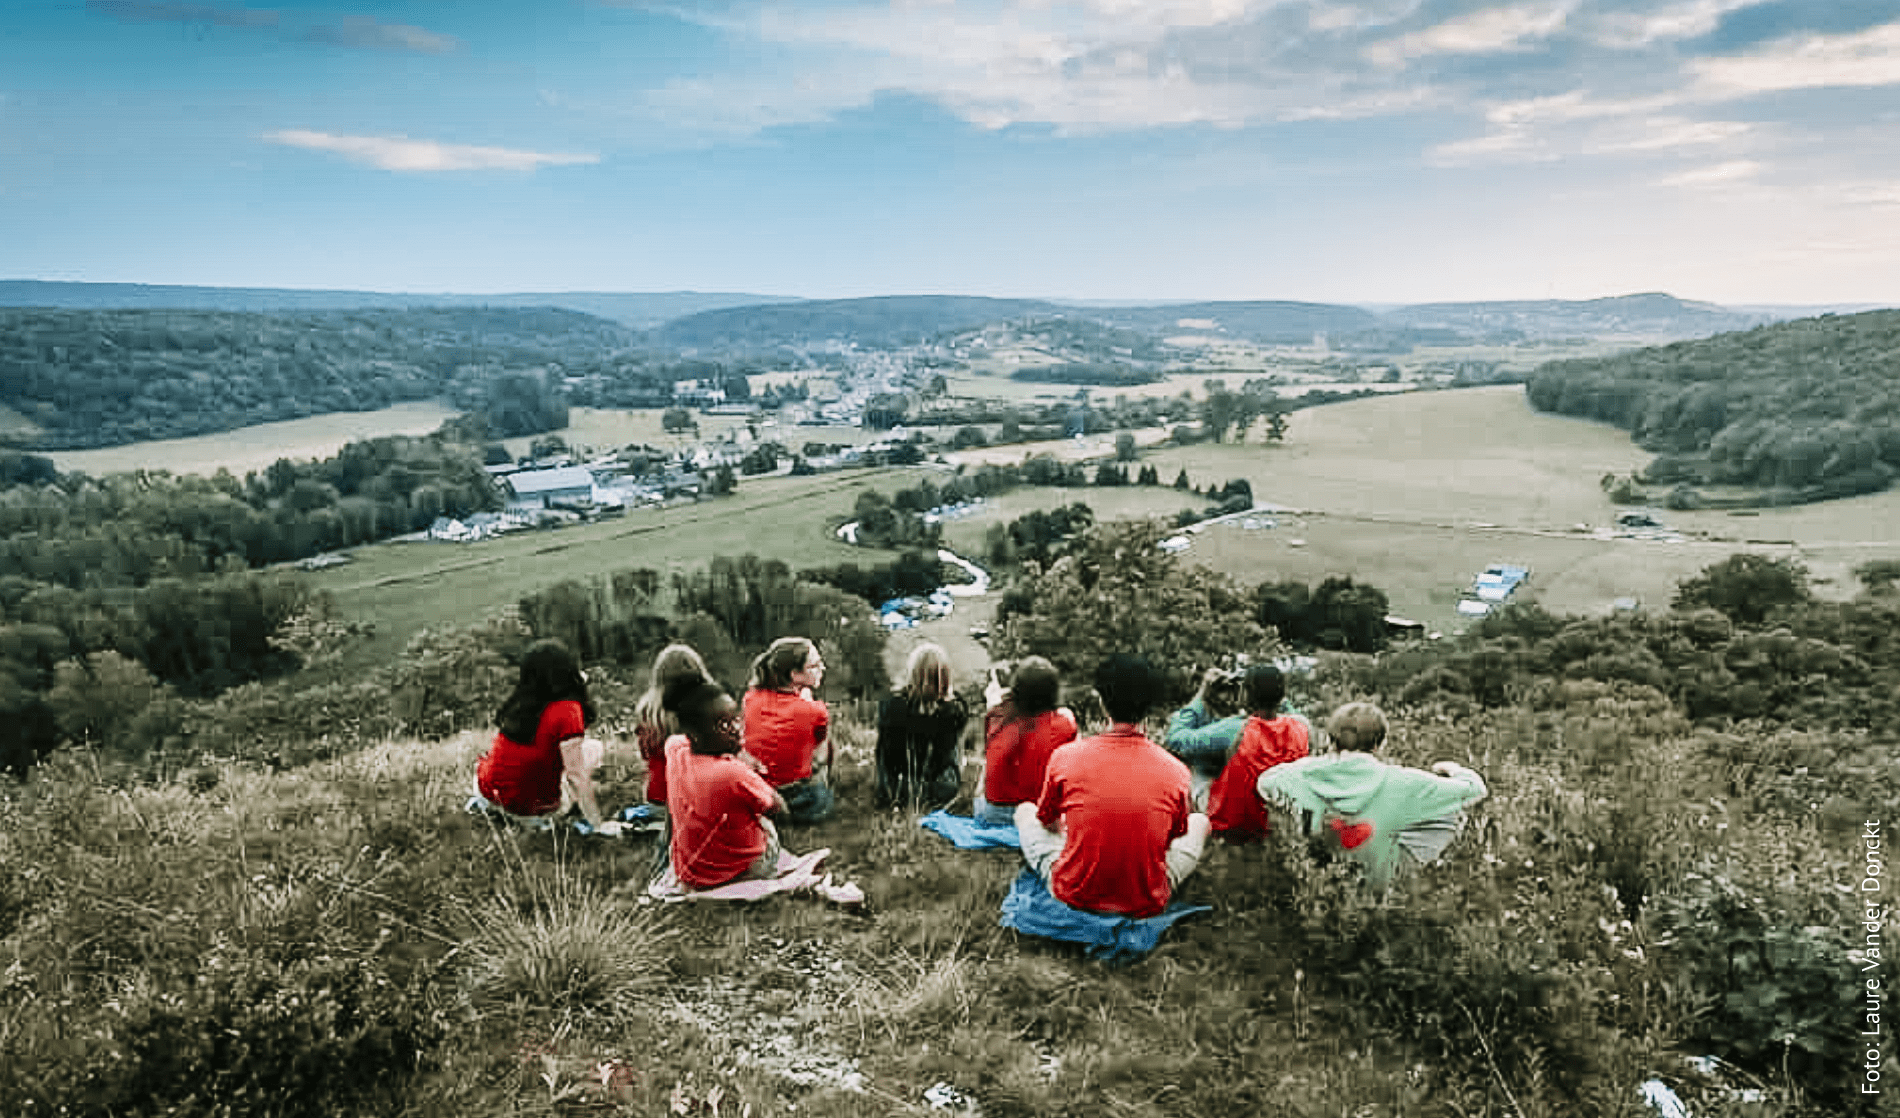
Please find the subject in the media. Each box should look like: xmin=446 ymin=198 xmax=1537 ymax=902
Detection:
xmin=1084 ymin=300 xmax=1380 ymax=341
xmin=653 ymin=295 xmax=1068 ymax=349
xmin=1526 ymin=309 xmax=1900 ymax=503
xmin=1387 ymin=293 xmax=1768 ymax=339
xmin=0 ymin=280 xmax=799 ymax=330
xmin=0 ymin=306 xmax=649 ymax=450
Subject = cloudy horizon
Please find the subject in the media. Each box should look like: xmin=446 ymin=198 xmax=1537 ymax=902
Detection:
xmin=4 ymin=0 xmax=1897 ymax=305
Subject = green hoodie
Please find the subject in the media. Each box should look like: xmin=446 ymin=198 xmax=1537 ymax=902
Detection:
xmin=1257 ymin=753 xmax=1487 ymax=887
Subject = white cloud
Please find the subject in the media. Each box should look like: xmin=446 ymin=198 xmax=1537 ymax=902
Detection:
xmin=1658 ymin=158 xmax=1760 ymax=187
xmin=1366 ymin=2 xmax=1574 ymax=67
xmin=1582 ymin=0 xmax=1757 ymax=49
xmin=263 ymin=131 xmax=598 ymax=171
xmin=1691 ymin=20 xmax=1900 ymax=97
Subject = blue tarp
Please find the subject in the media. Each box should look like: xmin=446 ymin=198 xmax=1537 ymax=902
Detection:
xmin=998 ymin=868 xmax=1210 ymax=965
xmin=919 ymin=809 xmax=1022 ymax=850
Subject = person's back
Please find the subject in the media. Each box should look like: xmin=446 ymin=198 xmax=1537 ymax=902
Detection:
xmin=983 ymin=704 xmax=1077 ymax=806
xmin=1207 ymin=713 xmax=1308 ymax=840
xmin=479 ymin=698 xmax=584 ymax=815
xmin=1205 ymin=666 xmax=1309 ymax=841
xmin=667 ymin=735 xmax=778 ymax=887
xmin=1258 ymin=702 xmax=1487 ymax=887
xmin=662 ymin=677 xmax=787 ymax=889
xmin=1036 ymin=726 xmax=1194 ymax=917
xmin=875 ymin=643 xmax=967 ymax=809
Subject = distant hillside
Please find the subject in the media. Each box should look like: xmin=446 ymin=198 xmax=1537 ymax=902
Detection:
xmin=0 ymin=281 xmax=800 ymax=330
xmin=1526 ymin=309 xmax=1900 ymax=502
xmin=653 ymin=295 xmax=1066 ymax=350
xmin=1386 ymin=293 xmax=1770 ymax=342
xmin=0 ymin=306 xmax=652 ymax=450
xmin=1084 ymin=300 xmax=1381 ymax=342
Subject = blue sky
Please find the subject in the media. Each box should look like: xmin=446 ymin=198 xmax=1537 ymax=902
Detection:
xmin=3 ymin=0 xmax=1897 ymax=304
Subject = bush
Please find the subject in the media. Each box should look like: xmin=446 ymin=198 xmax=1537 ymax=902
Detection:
xmin=1674 ymin=554 xmax=1811 ymax=625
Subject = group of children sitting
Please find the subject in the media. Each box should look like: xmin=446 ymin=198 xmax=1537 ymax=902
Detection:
xmin=467 ymin=634 xmax=1490 ymax=919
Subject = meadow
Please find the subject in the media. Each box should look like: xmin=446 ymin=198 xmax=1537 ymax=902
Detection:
xmin=302 ymin=385 xmax=1900 ymax=664
xmin=6 ymin=381 xmax=1894 ymax=1116
xmin=42 ymin=399 xmax=463 ymax=477
xmin=306 ymin=469 xmax=881 ymax=676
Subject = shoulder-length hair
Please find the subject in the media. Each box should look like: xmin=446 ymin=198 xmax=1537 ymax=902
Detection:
xmin=633 ymin=643 xmax=710 ymax=739
xmin=900 ymin=642 xmax=952 ymax=715
xmin=496 ymin=639 xmax=595 ymax=744
xmin=1005 ymin=656 xmax=1060 ymax=719
xmin=749 ymin=636 xmax=814 ymax=692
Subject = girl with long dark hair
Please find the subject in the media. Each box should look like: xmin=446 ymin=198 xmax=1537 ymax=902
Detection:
xmin=473 ymin=639 xmax=616 ymax=831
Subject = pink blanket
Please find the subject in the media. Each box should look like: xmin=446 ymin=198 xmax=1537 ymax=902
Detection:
xmin=646 ymin=847 xmax=865 ymax=905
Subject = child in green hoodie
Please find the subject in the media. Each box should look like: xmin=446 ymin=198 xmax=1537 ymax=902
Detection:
xmin=1257 ymin=702 xmax=1486 ymax=888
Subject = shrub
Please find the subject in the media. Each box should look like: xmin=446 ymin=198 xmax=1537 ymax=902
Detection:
xmin=461 ymin=850 xmax=676 ymax=1017
xmin=1673 ymin=554 xmax=1811 ymax=625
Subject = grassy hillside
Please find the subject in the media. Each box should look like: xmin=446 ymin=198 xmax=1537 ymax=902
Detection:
xmin=5 ymin=613 xmax=1886 ymax=1115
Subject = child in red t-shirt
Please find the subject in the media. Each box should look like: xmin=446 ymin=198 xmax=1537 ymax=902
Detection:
xmin=1205 ymin=664 xmax=1310 ymax=842
xmin=631 ymin=643 xmax=712 ymax=806
xmin=742 ymin=636 xmax=834 ymax=824
xmin=663 ymin=677 xmax=788 ymax=889
xmin=474 ymin=639 xmax=619 ymax=832
xmin=974 ymin=656 xmax=1077 ymax=826
xmin=1017 ymin=654 xmax=1211 ymax=918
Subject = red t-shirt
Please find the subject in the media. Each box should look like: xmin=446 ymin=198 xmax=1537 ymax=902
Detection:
xmin=666 ymin=735 xmax=778 ymax=888
xmin=636 ymin=722 xmax=668 ymax=804
xmin=1035 ymin=727 xmax=1193 ymax=918
xmin=476 ymin=699 xmax=586 ymax=816
xmin=983 ymin=706 xmax=1078 ymax=806
xmin=1207 ymin=714 xmax=1309 ymax=841
xmin=742 ymin=687 xmax=829 ymax=787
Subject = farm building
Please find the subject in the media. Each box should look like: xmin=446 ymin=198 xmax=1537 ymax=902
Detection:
xmin=505 ymin=466 xmax=596 ymax=509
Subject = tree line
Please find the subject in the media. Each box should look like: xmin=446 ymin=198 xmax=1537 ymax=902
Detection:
xmin=0 ymin=307 xmax=776 ymax=450
xmin=1526 ymin=309 xmax=1900 ymax=503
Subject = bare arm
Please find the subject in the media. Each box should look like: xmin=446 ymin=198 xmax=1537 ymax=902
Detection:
xmin=558 ymin=735 xmax=607 ymax=828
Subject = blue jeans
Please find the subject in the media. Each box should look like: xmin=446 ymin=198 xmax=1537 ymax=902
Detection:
xmin=779 ymin=777 xmax=836 ymax=825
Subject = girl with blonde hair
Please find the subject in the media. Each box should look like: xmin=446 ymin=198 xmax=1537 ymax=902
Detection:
xmin=875 ymin=642 xmax=968 ymax=809
xmin=632 ymin=643 xmax=710 ymax=806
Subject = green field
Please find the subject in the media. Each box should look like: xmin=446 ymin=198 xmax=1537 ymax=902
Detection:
xmin=306 ymin=385 xmax=1900 ymax=666
xmin=309 ymin=469 xmax=885 ymax=672
xmin=39 ymin=402 xmax=880 ymax=479
xmin=69 ymin=384 xmax=1897 ymax=665
xmin=44 ymin=400 xmax=463 ymax=477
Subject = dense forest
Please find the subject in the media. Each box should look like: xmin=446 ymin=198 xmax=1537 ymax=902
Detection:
xmin=1526 ymin=309 xmax=1900 ymax=503
xmin=0 ymin=427 xmax=507 ymax=770
xmin=0 ymin=306 xmax=690 ymax=448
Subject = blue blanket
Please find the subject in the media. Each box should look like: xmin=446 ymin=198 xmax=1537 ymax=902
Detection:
xmin=919 ymin=809 xmax=1022 ymax=850
xmin=998 ymin=868 xmax=1210 ymax=965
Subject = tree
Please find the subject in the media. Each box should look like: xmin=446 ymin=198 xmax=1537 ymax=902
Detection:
xmin=46 ymin=651 xmax=166 ymax=754
xmin=1673 ymin=554 xmax=1811 ymax=626
xmin=706 ymin=465 xmax=737 ymax=496
xmin=992 ymin=520 xmax=1276 ymax=699
xmin=661 ymin=407 xmax=697 ymax=435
